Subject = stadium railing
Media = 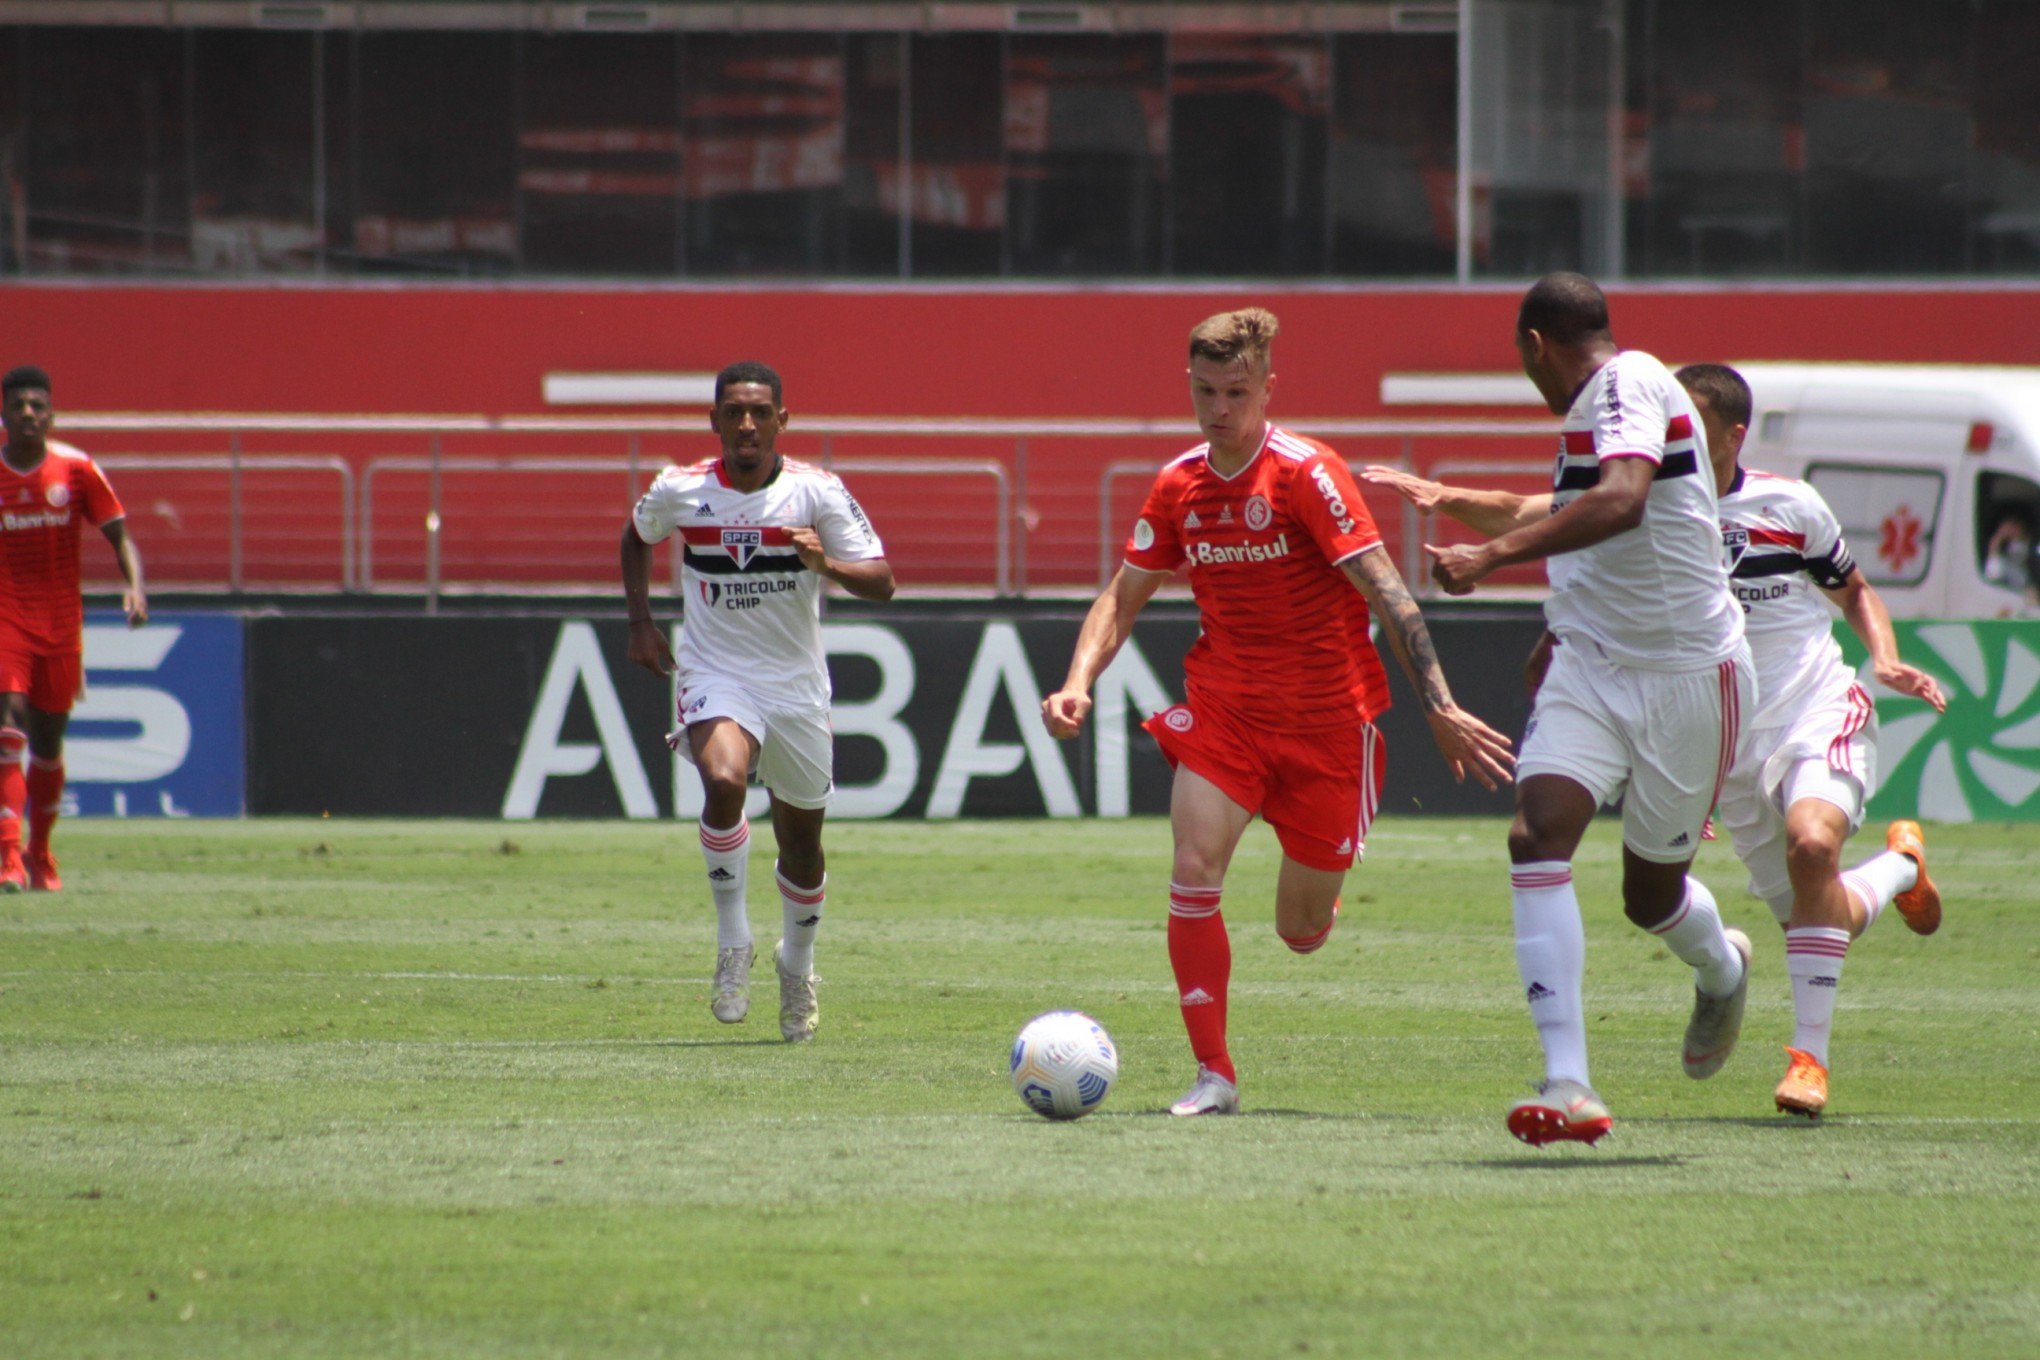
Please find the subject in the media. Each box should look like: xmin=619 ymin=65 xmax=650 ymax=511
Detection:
xmin=66 ymin=414 xmax=1548 ymax=598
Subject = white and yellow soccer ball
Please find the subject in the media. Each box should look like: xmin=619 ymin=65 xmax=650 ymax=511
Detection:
xmin=1009 ymin=1011 xmax=1118 ymax=1120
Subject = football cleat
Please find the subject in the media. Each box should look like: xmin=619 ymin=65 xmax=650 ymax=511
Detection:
xmin=1507 ymin=1079 xmax=1611 ymax=1146
xmin=1774 ymin=1046 xmax=1829 ymax=1120
xmin=26 ymin=849 xmax=60 ymax=892
xmin=1683 ymin=927 xmax=1753 ymax=1079
xmin=1168 ymin=1066 xmax=1241 ymax=1117
xmin=710 ymin=944 xmax=753 ymax=1024
xmin=773 ymin=941 xmax=818 ymax=1043
xmin=1886 ymin=820 xmax=1941 ymax=936
xmin=0 ymin=847 xmax=25 ymax=893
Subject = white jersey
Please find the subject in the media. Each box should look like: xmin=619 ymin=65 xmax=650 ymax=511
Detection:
xmin=1543 ymin=350 xmax=1745 ymax=671
xmin=1719 ymin=467 xmax=1859 ymax=728
xmin=632 ymin=456 xmax=885 ymax=708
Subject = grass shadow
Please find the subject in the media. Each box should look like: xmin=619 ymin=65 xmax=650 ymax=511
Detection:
xmin=1456 ymin=1155 xmax=1690 ymax=1170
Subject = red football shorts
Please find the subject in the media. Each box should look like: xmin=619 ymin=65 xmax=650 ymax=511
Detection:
xmin=0 ymin=622 xmax=84 ymax=714
xmin=1144 ymin=699 xmax=1385 ymax=871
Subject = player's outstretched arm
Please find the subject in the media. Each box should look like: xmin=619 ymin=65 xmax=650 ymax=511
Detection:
xmin=1041 ymin=566 xmax=1168 ymax=740
xmin=1360 ymin=466 xmax=1552 ymax=538
xmin=1426 ymin=455 xmax=1651 ymax=596
xmin=1341 ymin=547 xmax=1513 ymax=790
xmin=1824 ymin=572 xmax=1948 ymax=713
xmin=788 ymin=527 xmax=895 ymax=601
xmin=100 ymin=519 xmax=147 ymax=628
xmin=619 ymin=520 xmax=675 ymax=676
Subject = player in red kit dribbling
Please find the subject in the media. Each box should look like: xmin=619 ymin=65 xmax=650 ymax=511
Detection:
xmin=1041 ymin=310 xmax=1513 ymax=1116
xmin=0 ymin=366 xmax=149 ymax=891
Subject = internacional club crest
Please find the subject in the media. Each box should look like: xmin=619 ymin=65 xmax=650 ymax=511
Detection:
xmin=1244 ymin=494 xmax=1273 ymax=531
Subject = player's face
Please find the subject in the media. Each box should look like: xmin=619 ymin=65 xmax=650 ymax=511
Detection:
xmin=2 ymin=386 xmax=53 ymax=449
xmin=1188 ymin=356 xmax=1273 ymax=458
xmin=710 ymin=382 xmax=786 ymax=478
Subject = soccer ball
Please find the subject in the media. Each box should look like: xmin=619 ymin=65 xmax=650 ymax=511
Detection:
xmin=1009 ymin=1011 xmax=1118 ymax=1120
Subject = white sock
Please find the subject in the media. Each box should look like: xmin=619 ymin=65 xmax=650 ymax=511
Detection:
xmin=776 ymin=864 xmax=825 ymax=976
xmin=1840 ymin=850 xmax=1917 ymax=934
xmin=1785 ymin=926 xmax=1850 ymax=1065
xmin=699 ymin=817 xmax=751 ymax=952
xmin=1511 ymin=861 xmax=1589 ymax=1086
xmin=1649 ymin=877 xmax=1744 ymax=998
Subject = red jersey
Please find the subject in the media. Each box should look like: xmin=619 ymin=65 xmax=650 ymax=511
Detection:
xmin=1125 ymin=425 xmax=1390 ymax=732
xmin=0 ymin=439 xmax=124 ymax=650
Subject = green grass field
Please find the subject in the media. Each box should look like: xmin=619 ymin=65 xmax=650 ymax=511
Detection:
xmin=3 ymin=817 xmax=2036 ymax=1358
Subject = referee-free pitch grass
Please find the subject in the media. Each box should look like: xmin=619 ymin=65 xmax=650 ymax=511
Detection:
xmin=3 ymin=818 xmax=2036 ymax=1359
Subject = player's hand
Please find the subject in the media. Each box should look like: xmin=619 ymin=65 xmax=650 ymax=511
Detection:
xmin=1875 ymin=660 xmax=1948 ymax=714
xmin=626 ymin=617 xmax=675 ymax=676
xmin=1360 ymin=465 xmax=1449 ymax=511
xmin=790 ymin=527 xmax=830 ymax=574
xmin=1424 ymin=704 xmax=1515 ymax=791
xmin=1424 ymin=542 xmax=1491 ymax=596
xmin=1040 ymin=689 xmax=1092 ymax=739
xmin=123 ymin=587 xmax=148 ymax=628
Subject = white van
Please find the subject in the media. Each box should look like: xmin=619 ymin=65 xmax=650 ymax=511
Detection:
xmin=1735 ymin=364 xmax=2040 ymax=620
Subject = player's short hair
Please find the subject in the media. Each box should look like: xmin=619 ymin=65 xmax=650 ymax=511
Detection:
xmin=714 ymin=361 xmax=782 ymax=407
xmin=1675 ymin=363 xmax=1753 ymax=428
xmin=1188 ymin=309 xmax=1280 ymax=375
xmin=1516 ymin=273 xmax=1612 ymax=346
xmin=2 ymin=365 xmax=51 ymax=399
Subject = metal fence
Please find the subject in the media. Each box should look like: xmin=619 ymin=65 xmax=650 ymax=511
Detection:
xmin=66 ymin=413 xmax=1552 ymax=599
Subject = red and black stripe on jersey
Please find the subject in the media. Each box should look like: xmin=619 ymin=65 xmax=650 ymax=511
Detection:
xmin=1551 ymin=416 xmax=1702 ymax=492
xmin=678 ymin=524 xmax=807 ymax=575
xmin=1722 ymin=469 xmax=1856 ymax=588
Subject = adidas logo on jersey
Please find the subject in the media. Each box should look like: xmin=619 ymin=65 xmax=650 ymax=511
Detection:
xmin=1180 ymin=987 xmax=1216 ymax=1007
xmin=695 ymin=503 xmax=716 ymax=516
xmin=1336 ymin=837 xmax=1353 ymax=855
xmin=1184 ymin=510 xmax=1203 ymax=529
xmin=1669 ymin=831 xmax=1691 ymax=848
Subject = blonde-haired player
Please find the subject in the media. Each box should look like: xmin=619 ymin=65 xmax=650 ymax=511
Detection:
xmin=1043 ymin=308 xmax=1513 ymax=1116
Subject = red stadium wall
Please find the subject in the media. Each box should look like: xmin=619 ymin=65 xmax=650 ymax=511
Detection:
xmin=9 ymin=282 xmax=2040 ymax=418
xmin=13 ymin=282 xmax=2040 ymax=592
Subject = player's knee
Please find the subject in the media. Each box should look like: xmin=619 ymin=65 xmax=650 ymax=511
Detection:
xmin=1507 ymin=817 xmax=1564 ymax=864
xmin=1784 ymin=823 xmax=1842 ymax=882
xmin=698 ymin=768 xmax=749 ymax=810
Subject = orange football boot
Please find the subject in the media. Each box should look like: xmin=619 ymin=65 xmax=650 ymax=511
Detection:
xmin=1775 ymin=1046 xmax=1829 ymax=1119
xmin=1886 ymin=820 xmax=1940 ymax=935
xmin=26 ymin=849 xmax=60 ymax=892
xmin=0 ymin=846 xmax=25 ymax=893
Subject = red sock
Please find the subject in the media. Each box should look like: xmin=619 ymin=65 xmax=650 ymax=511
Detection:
xmin=0 ymin=729 xmax=24 ymax=854
xmin=26 ymin=756 xmax=62 ymax=856
xmin=1167 ymin=882 xmax=1233 ymax=1083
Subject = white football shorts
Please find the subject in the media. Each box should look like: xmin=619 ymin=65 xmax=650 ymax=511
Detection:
xmin=1518 ymin=636 xmax=1756 ymax=864
xmin=672 ymin=675 xmax=835 ymax=810
xmin=1716 ymin=681 xmax=1878 ymax=921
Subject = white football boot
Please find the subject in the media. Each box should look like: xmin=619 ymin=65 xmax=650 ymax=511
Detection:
xmin=1682 ymin=928 xmax=1753 ymax=1079
xmin=773 ymin=941 xmax=819 ymax=1043
xmin=1168 ymin=1065 xmax=1240 ymax=1117
xmin=710 ymin=944 xmax=753 ymax=1024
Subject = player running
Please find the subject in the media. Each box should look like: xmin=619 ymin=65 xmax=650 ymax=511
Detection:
xmin=1681 ymin=364 xmax=1947 ymax=1116
xmin=1417 ymin=274 xmax=1757 ymax=1147
xmin=1367 ymin=363 xmax=1951 ymax=1120
xmin=620 ymin=361 xmax=894 ymax=1042
xmin=1040 ymin=308 xmax=1514 ymax=1118
xmin=0 ymin=366 xmax=148 ymax=892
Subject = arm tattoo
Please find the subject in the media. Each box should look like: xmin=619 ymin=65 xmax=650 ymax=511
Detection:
xmin=1349 ymin=553 xmax=1452 ymax=712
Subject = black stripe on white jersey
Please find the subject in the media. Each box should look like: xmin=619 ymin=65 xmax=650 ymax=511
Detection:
xmin=683 ymin=548 xmax=807 ymax=576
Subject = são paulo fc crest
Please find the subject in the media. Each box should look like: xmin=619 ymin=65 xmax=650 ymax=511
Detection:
xmin=721 ymin=528 xmax=763 ymax=567
xmin=1163 ymin=706 xmax=1194 ymax=732
xmin=1244 ymin=494 xmax=1272 ymax=531
xmin=1721 ymin=525 xmax=1749 ymax=570
xmin=45 ymin=483 xmax=69 ymax=508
